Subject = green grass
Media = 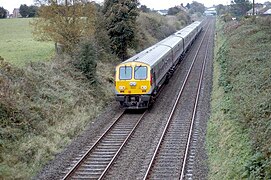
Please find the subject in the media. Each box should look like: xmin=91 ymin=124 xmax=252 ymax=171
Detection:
xmin=207 ymin=28 xmax=252 ymax=179
xmin=0 ymin=57 xmax=115 ymax=179
xmin=0 ymin=18 xmax=54 ymax=66
xmin=207 ymin=17 xmax=271 ymax=179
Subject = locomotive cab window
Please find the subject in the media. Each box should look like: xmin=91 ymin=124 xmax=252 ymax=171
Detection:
xmin=134 ymin=66 xmax=147 ymax=80
xmin=119 ymin=66 xmax=132 ymax=80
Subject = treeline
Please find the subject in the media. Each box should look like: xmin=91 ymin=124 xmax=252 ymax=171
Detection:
xmin=0 ymin=5 xmax=38 ymax=18
xmin=215 ymin=0 xmax=271 ymax=20
xmin=168 ymin=2 xmax=205 ymax=15
xmin=19 ymin=4 xmax=39 ymax=18
xmin=31 ymin=0 xmax=201 ymax=78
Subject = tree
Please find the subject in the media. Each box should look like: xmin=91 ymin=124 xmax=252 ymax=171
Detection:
xmin=28 ymin=5 xmax=38 ymax=17
xmin=19 ymin=4 xmax=29 ymax=17
xmin=189 ymin=1 xmax=205 ymax=14
xmin=31 ymin=0 xmax=96 ymax=53
xmin=168 ymin=6 xmax=182 ymax=15
xmin=103 ymin=0 xmax=139 ymax=60
xmin=0 ymin=7 xmax=7 ymax=18
xmin=216 ymin=4 xmax=227 ymax=15
xmin=186 ymin=3 xmax=191 ymax=9
xmin=230 ymin=0 xmax=251 ymax=17
xmin=139 ymin=5 xmax=150 ymax=13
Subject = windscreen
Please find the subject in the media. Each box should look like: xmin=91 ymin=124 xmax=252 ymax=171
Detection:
xmin=134 ymin=66 xmax=147 ymax=80
xmin=119 ymin=66 xmax=132 ymax=80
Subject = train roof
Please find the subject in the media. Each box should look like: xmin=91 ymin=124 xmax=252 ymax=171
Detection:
xmin=119 ymin=20 xmax=202 ymax=67
xmin=158 ymin=35 xmax=183 ymax=48
xmin=122 ymin=45 xmax=171 ymax=67
xmin=126 ymin=44 xmax=157 ymax=62
xmin=174 ymin=21 xmax=201 ymax=38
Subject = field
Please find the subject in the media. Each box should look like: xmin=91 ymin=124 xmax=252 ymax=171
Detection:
xmin=0 ymin=18 xmax=54 ymax=66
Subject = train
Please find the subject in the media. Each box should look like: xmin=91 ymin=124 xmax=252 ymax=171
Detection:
xmin=114 ymin=21 xmax=203 ymax=109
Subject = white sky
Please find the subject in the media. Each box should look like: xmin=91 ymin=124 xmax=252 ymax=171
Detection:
xmin=0 ymin=0 xmax=267 ymax=13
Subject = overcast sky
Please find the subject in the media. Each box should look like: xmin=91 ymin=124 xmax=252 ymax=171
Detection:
xmin=0 ymin=0 xmax=266 ymax=13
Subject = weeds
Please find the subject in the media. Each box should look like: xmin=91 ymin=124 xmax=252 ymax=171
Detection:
xmin=208 ymin=17 xmax=271 ymax=179
xmin=0 ymin=55 xmax=114 ymax=179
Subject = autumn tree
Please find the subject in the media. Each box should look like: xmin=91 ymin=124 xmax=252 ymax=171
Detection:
xmin=103 ymin=0 xmax=139 ymax=60
xmin=32 ymin=0 xmax=96 ymax=53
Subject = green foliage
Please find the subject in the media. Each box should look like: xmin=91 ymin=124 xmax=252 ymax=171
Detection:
xmin=189 ymin=1 xmax=205 ymax=15
xmin=216 ymin=4 xmax=228 ymax=16
xmin=220 ymin=13 xmax=233 ymax=22
xmin=0 ymin=6 xmax=7 ymax=18
xmin=176 ymin=11 xmax=191 ymax=26
xmin=243 ymin=152 xmax=271 ymax=178
xmin=0 ymin=55 xmax=114 ymax=179
xmin=207 ymin=20 xmax=252 ymax=179
xmin=73 ymin=39 xmax=98 ymax=83
xmin=31 ymin=1 xmax=96 ymax=53
xmin=28 ymin=5 xmax=39 ymax=17
xmin=137 ymin=13 xmax=177 ymax=41
xmin=139 ymin=5 xmax=150 ymax=13
xmin=19 ymin=4 xmax=30 ymax=17
xmin=230 ymin=0 xmax=251 ymax=17
xmin=168 ymin=6 xmax=182 ymax=15
xmin=208 ymin=18 xmax=271 ymax=179
xmin=103 ymin=0 xmax=139 ymax=60
xmin=94 ymin=10 xmax=112 ymax=60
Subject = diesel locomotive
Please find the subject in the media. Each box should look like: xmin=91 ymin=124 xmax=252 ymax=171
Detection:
xmin=115 ymin=21 xmax=203 ymax=109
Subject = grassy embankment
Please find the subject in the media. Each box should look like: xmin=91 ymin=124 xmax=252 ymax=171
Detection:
xmin=0 ymin=18 xmax=54 ymax=66
xmin=0 ymin=13 xmax=182 ymax=179
xmin=207 ymin=17 xmax=271 ymax=179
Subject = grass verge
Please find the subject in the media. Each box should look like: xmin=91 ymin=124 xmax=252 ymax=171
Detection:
xmin=0 ymin=55 xmax=115 ymax=179
xmin=207 ymin=17 xmax=271 ymax=179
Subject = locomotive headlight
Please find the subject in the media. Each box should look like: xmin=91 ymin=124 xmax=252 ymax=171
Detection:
xmin=141 ymin=86 xmax=147 ymax=90
xmin=119 ymin=86 xmax=125 ymax=90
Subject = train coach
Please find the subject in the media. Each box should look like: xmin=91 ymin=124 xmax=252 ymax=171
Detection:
xmin=115 ymin=21 xmax=203 ymax=109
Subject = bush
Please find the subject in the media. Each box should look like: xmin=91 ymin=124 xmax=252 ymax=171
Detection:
xmin=73 ymin=39 xmax=98 ymax=84
xmin=0 ymin=55 xmax=113 ymax=179
xmin=135 ymin=12 xmax=179 ymax=51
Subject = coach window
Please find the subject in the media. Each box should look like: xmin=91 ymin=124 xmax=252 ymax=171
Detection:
xmin=119 ymin=66 xmax=132 ymax=80
xmin=134 ymin=66 xmax=147 ymax=80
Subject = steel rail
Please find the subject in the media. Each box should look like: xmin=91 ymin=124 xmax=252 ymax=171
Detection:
xmin=143 ymin=21 xmax=212 ymax=180
xmin=98 ymin=111 xmax=147 ymax=179
xmin=62 ymin=110 xmax=126 ymax=180
xmin=179 ymin=19 xmax=214 ymax=180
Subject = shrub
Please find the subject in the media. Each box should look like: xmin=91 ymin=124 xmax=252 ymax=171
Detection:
xmin=73 ymin=39 xmax=98 ymax=84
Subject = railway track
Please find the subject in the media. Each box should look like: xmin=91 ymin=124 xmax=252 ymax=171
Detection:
xmin=59 ymin=18 xmax=215 ymax=180
xmin=61 ymin=110 xmax=146 ymax=179
xmin=143 ymin=19 xmax=214 ymax=180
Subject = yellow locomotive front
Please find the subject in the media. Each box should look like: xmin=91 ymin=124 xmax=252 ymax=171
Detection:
xmin=115 ymin=62 xmax=153 ymax=109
